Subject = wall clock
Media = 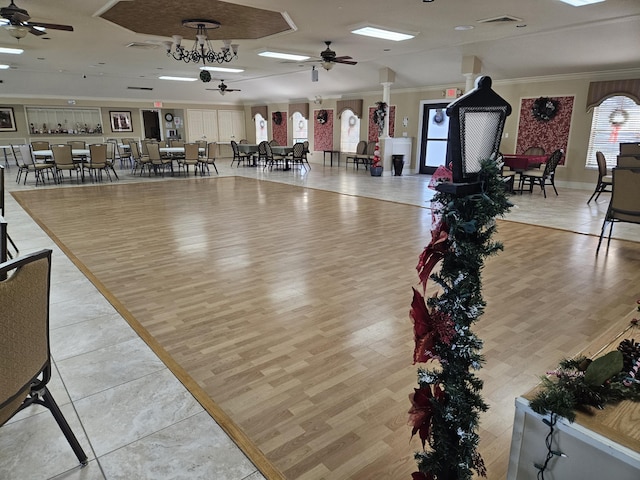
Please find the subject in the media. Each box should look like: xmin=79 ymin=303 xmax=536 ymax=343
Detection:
xmin=164 ymin=113 xmax=174 ymax=122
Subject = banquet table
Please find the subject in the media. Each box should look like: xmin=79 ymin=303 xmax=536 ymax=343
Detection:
xmin=159 ymin=147 xmax=205 ymax=154
xmin=502 ymin=154 xmax=548 ymax=171
xmin=236 ymin=144 xmax=295 ymax=168
xmin=33 ymin=149 xmax=91 ymax=159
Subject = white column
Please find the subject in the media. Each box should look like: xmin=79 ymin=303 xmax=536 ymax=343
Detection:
xmin=381 ymin=82 xmax=392 ymax=138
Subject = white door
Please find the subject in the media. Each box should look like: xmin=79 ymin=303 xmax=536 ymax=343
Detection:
xmin=186 ymin=109 xmax=218 ymax=142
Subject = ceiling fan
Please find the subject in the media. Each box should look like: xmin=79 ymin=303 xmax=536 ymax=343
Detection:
xmin=317 ymin=41 xmax=357 ymax=70
xmin=0 ymin=0 xmax=74 ymax=39
xmin=206 ymin=80 xmax=241 ymax=95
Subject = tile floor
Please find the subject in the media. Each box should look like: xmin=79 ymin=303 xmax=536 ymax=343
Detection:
xmin=0 ymin=159 xmax=636 ymax=479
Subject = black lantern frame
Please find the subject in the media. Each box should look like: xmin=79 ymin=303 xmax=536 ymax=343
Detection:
xmin=437 ymin=76 xmax=511 ymax=195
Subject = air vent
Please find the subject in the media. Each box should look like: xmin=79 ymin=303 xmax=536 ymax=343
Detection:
xmin=125 ymin=42 xmax=159 ymax=50
xmin=477 ymin=15 xmax=523 ymax=24
xmin=127 ymin=86 xmax=153 ymax=91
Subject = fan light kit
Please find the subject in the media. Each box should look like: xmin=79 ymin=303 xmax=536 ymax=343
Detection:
xmin=206 ymin=80 xmax=241 ymax=95
xmin=1 ymin=1 xmax=74 ymax=39
xmin=163 ymin=19 xmax=238 ymax=66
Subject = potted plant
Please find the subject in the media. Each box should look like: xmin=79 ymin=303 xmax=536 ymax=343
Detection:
xmin=370 ymin=141 xmax=383 ymax=176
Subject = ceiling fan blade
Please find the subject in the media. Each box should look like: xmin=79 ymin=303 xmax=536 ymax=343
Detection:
xmin=28 ymin=21 xmax=73 ymax=32
xmin=28 ymin=25 xmax=45 ymax=36
xmin=334 ymin=59 xmax=358 ymax=65
xmin=334 ymin=56 xmax=353 ymax=61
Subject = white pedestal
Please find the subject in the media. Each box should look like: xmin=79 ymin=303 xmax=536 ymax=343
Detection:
xmin=380 ymin=137 xmax=412 ymax=175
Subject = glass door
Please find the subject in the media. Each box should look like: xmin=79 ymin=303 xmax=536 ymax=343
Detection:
xmin=418 ymin=102 xmax=450 ymax=174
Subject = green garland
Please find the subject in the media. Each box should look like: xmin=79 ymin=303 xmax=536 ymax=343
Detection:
xmin=411 ymin=159 xmax=512 ymax=480
xmin=530 ymin=339 xmax=640 ymax=422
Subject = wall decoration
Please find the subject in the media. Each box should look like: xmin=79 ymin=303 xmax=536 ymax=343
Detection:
xmin=314 ymin=108 xmax=333 ymax=151
xmin=0 ymin=107 xmax=17 ymax=132
xmin=272 ymin=111 xmax=283 ymax=125
xmin=516 ymin=96 xmax=574 ymax=164
xmin=272 ymin=111 xmax=287 ymax=146
xmin=317 ymin=109 xmax=328 ymax=124
xmin=109 ymin=111 xmax=133 ymax=132
xmin=532 ymin=97 xmax=559 ymax=122
xmin=367 ymin=105 xmax=396 ymax=142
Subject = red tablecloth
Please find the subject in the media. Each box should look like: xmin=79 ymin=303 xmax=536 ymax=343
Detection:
xmin=502 ymin=154 xmax=548 ymax=171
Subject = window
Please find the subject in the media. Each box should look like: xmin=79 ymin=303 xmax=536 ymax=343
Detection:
xmin=292 ymin=112 xmax=308 ymax=144
xmin=339 ymin=109 xmax=360 ymax=153
xmin=255 ymin=114 xmax=268 ymax=143
xmin=586 ymin=95 xmax=640 ymax=169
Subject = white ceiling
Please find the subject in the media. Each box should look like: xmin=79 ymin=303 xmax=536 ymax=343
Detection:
xmin=1 ymin=0 xmax=639 ymax=105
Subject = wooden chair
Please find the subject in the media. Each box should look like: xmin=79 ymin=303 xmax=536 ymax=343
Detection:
xmin=263 ymin=142 xmax=285 ymax=170
xmin=177 ymin=143 xmax=200 ymax=176
xmin=51 ymin=144 xmax=80 ymax=183
xmin=85 ymin=144 xmax=111 ymax=182
xmin=597 ymin=167 xmax=640 ymax=253
xmin=147 ymin=142 xmax=173 ymax=176
xmin=289 ymin=142 xmax=309 ymax=171
xmin=0 ymin=249 xmax=88 ymax=466
xmin=346 ymin=140 xmax=367 ymax=169
xmin=519 ymin=149 xmax=563 ymax=198
xmin=203 ymin=142 xmax=218 ymax=175
xmin=230 ymin=140 xmax=249 ymax=167
xmin=523 ymin=146 xmax=545 ymax=156
xmin=15 ymin=144 xmax=54 ymax=186
xmin=587 ymin=151 xmax=612 ymax=204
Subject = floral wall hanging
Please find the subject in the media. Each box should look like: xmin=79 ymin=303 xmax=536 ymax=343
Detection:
xmin=516 ymin=96 xmax=574 ymax=163
xmin=272 ymin=111 xmax=287 ymax=146
xmin=368 ymin=105 xmax=396 ymax=142
xmin=314 ymin=108 xmax=333 ymax=151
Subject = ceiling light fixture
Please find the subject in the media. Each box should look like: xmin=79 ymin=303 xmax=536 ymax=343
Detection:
xmin=351 ymin=26 xmax=415 ymax=41
xmin=0 ymin=64 xmax=11 ymax=69
xmin=200 ymin=66 xmax=244 ymax=73
xmin=0 ymin=46 xmax=23 ymax=54
xmin=158 ymin=76 xmax=198 ymax=82
xmin=557 ymin=0 xmax=604 ymax=6
xmin=5 ymin=25 xmax=29 ymax=39
xmin=258 ymin=51 xmax=310 ymax=61
xmin=163 ymin=19 xmax=238 ymax=65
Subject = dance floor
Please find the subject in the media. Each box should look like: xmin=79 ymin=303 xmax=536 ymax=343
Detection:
xmin=13 ymin=176 xmax=640 ymax=479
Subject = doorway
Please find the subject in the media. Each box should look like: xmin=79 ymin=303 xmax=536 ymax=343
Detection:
xmin=142 ymin=110 xmax=161 ymax=141
xmin=418 ymin=101 xmax=450 ymax=174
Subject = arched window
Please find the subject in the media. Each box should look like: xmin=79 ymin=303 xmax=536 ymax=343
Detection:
xmin=255 ymin=114 xmax=268 ymax=143
xmin=292 ymin=111 xmax=308 ymax=144
xmin=339 ymin=109 xmax=360 ymax=153
xmin=586 ymin=95 xmax=640 ymax=169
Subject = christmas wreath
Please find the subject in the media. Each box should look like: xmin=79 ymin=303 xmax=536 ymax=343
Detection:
xmin=532 ymin=97 xmax=559 ymax=122
xmin=272 ymin=111 xmax=283 ymax=125
xmin=316 ymin=109 xmax=328 ymax=124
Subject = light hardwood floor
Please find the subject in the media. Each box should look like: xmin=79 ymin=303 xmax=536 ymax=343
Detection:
xmin=10 ymin=174 xmax=640 ymax=479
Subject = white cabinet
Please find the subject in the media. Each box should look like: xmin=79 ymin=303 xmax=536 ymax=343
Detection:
xmin=508 ymin=397 xmax=640 ymax=480
xmin=217 ymin=110 xmax=245 ymax=142
xmin=186 ymin=109 xmax=218 ymax=143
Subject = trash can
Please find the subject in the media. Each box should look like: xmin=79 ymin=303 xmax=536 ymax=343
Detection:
xmin=392 ymin=154 xmax=404 ymax=176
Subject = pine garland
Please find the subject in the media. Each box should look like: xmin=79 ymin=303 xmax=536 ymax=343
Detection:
xmin=410 ymin=159 xmax=512 ymax=480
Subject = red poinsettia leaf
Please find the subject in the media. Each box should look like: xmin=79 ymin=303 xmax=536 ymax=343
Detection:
xmin=411 ymin=289 xmax=438 ymax=363
xmin=416 ymin=231 xmax=449 ymax=289
xmin=408 ymin=387 xmax=437 ymax=448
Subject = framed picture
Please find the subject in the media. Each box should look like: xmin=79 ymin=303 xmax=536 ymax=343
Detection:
xmin=109 ymin=111 xmax=133 ymax=132
xmin=0 ymin=107 xmax=17 ymax=132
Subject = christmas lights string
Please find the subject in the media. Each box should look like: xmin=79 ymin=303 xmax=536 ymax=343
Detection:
xmin=535 ymin=413 xmax=566 ymax=480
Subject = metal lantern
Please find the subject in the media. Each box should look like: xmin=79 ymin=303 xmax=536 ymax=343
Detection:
xmin=437 ymin=76 xmax=512 ymax=195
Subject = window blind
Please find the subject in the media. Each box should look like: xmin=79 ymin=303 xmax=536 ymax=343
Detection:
xmin=585 ymin=95 xmax=640 ymax=169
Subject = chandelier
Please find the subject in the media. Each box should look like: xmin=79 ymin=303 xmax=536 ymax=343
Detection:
xmin=164 ymin=19 xmax=238 ymax=65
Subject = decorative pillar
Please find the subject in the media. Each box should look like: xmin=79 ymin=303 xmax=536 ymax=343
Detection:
xmin=461 ymin=55 xmax=481 ymax=93
xmin=379 ymin=68 xmax=395 ymax=174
